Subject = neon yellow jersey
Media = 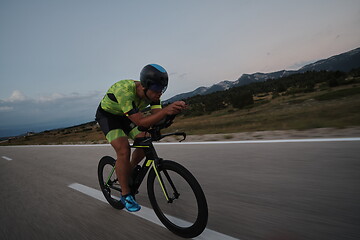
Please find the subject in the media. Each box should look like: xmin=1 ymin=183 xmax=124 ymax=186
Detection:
xmin=100 ymin=80 xmax=162 ymax=116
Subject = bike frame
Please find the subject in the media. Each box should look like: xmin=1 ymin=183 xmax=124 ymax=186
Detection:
xmin=104 ymin=132 xmax=185 ymax=203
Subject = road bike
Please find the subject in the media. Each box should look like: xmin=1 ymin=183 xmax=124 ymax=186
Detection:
xmin=97 ymin=115 xmax=208 ymax=238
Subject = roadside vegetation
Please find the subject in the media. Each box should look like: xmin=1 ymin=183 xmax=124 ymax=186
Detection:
xmin=2 ymin=68 xmax=360 ymax=145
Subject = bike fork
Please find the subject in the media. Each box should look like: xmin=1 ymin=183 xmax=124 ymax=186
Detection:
xmin=152 ymin=161 xmax=180 ymax=203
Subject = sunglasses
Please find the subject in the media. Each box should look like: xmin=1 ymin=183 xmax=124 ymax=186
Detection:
xmin=149 ymin=84 xmax=167 ymax=94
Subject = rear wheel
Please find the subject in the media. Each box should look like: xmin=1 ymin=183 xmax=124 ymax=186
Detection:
xmin=147 ymin=160 xmax=208 ymax=238
xmin=98 ymin=156 xmax=124 ymax=209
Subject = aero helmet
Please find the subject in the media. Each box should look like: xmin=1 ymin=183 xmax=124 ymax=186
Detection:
xmin=140 ymin=64 xmax=168 ymax=93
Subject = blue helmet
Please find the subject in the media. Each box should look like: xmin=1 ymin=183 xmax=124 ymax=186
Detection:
xmin=140 ymin=64 xmax=168 ymax=93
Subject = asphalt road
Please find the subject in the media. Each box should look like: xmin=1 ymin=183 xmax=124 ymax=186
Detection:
xmin=1 ymin=140 xmax=360 ymax=240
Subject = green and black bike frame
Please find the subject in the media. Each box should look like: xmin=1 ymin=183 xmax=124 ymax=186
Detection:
xmin=105 ymin=132 xmax=185 ymax=203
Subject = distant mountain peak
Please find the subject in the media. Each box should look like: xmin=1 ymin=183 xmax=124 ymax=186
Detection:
xmin=166 ymin=47 xmax=360 ymax=103
xmin=299 ymin=47 xmax=360 ymax=72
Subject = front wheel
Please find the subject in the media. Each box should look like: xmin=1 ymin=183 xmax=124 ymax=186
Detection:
xmin=98 ymin=156 xmax=124 ymax=209
xmin=147 ymin=160 xmax=208 ymax=238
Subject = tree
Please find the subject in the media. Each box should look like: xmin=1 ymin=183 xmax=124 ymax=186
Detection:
xmin=229 ymin=91 xmax=254 ymax=109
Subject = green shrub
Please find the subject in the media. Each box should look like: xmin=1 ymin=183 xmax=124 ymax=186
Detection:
xmin=315 ymin=87 xmax=360 ymax=101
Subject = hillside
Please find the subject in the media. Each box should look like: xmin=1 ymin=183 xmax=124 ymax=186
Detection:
xmin=166 ymin=47 xmax=360 ymax=103
xmin=2 ymin=69 xmax=360 ymax=145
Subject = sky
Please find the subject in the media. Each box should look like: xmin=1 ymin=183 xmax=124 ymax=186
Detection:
xmin=1 ymin=0 xmax=360 ymax=137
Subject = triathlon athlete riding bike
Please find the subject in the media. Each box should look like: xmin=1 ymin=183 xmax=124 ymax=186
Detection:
xmin=96 ymin=64 xmax=208 ymax=238
xmin=98 ymin=114 xmax=208 ymax=238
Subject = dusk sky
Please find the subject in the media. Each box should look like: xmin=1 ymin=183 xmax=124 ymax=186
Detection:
xmin=1 ymin=0 xmax=360 ymax=137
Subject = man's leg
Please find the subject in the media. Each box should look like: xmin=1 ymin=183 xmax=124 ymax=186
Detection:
xmin=110 ymin=136 xmax=141 ymax=212
xmin=130 ymin=148 xmax=145 ymax=168
xmin=130 ymin=132 xmax=146 ymax=168
xmin=110 ymin=137 xmax=132 ymax=196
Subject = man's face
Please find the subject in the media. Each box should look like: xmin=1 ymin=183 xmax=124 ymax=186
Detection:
xmin=146 ymin=84 xmax=166 ymax=102
xmin=146 ymin=89 xmax=162 ymax=102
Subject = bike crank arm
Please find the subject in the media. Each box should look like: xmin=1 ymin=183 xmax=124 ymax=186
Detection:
xmin=108 ymin=185 xmax=122 ymax=192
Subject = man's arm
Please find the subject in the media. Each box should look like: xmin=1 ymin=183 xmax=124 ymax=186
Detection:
xmin=127 ymin=101 xmax=186 ymax=128
xmin=151 ymin=108 xmax=162 ymax=115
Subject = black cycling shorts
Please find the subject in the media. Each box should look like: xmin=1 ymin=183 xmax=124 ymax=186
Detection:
xmin=95 ymin=105 xmax=140 ymax=142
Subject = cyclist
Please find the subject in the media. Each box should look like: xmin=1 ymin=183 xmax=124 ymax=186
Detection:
xmin=95 ymin=64 xmax=186 ymax=212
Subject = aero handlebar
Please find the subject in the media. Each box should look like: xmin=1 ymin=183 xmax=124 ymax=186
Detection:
xmin=137 ymin=115 xmax=186 ymax=142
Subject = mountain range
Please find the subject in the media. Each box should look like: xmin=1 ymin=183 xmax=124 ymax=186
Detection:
xmin=166 ymin=47 xmax=360 ymax=103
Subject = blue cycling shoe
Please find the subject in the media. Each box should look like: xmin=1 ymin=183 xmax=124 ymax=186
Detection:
xmin=120 ymin=194 xmax=141 ymax=212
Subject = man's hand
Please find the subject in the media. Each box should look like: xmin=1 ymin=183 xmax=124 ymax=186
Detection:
xmin=164 ymin=101 xmax=187 ymax=115
xmin=128 ymin=101 xmax=187 ymax=129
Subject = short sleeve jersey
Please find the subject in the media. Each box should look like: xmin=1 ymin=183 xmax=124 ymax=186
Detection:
xmin=100 ymin=80 xmax=162 ymax=116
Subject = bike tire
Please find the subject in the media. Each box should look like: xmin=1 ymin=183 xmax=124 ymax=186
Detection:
xmin=98 ymin=156 xmax=124 ymax=210
xmin=147 ymin=160 xmax=208 ymax=238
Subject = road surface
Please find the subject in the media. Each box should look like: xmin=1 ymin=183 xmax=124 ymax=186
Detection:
xmin=1 ymin=139 xmax=359 ymax=240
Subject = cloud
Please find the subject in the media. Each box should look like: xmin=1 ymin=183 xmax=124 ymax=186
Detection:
xmin=7 ymin=90 xmax=28 ymax=102
xmin=0 ymin=106 xmax=14 ymax=112
xmin=37 ymin=93 xmax=66 ymax=103
xmin=0 ymin=90 xmax=103 ymax=137
xmin=169 ymin=72 xmax=188 ymax=79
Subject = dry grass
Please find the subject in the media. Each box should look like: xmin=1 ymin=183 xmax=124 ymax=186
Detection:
xmin=3 ymin=122 xmax=107 ymax=145
xmin=2 ymin=83 xmax=360 ymax=145
xmin=165 ymin=85 xmax=360 ymax=135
